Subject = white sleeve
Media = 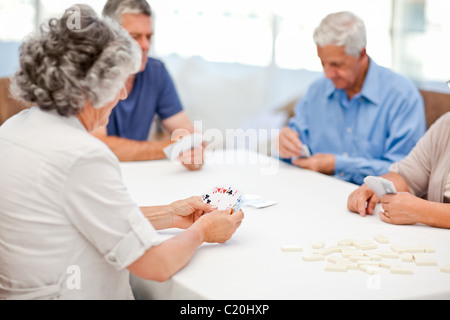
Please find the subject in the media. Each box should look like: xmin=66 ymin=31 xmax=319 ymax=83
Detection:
xmin=62 ymin=149 xmax=163 ymax=271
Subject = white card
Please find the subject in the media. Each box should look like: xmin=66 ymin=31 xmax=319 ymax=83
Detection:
xmin=300 ymin=144 xmax=311 ymax=158
xmin=292 ymin=144 xmax=311 ymax=160
xmin=243 ymin=194 xmax=277 ymax=209
xmin=364 ymin=176 xmax=397 ymax=198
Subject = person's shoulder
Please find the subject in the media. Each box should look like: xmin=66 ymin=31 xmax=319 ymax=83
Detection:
xmin=146 ymin=57 xmax=167 ymax=70
xmin=140 ymin=57 xmax=170 ymax=81
xmin=375 ymin=63 xmax=417 ymax=92
xmin=432 ymin=112 xmax=450 ymax=128
xmin=305 ymin=76 xmax=331 ymax=95
xmin=68 ymin=133 xmax=119 ymax=171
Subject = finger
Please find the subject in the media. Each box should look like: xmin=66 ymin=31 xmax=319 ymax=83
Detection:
xmin=280 ymin=137 xmax=302 ymax=157
xmin=366 ymin=196 xmax=378 ymax=215
xmin=292 ymin=158 xmax=310 ymax=169
xmin=210 ymin=208 xmax=232 ymax=215
xmin=346 ymin=192 xmax=355 ymax=211
xmin=279 ymin=129 xmax=302 ymax=156
xmin=179 ymin=147 xmax=204 ymax=164
xmin=183 ymin=163 xmax=203 ymax=171
xmin=190 ymin=196 xmax=217 ymax=212
xmin=347 ymin=190 xmax=361 ymax=213
xmin=231 ymin=210 xmax=244 ymax=228
xmin=379 ymin=210 xmax=390 ymax=223
xmin=357 ymin=193 xmax=369 ymax=217
xmin=232 ymin=209 xmax=244 ymax=220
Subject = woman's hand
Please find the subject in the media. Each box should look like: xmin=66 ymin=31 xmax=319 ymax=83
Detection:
xmin=170 ymin=196 xmax=217 ymax=229
xmin=347 ymin=184 xmax=380 ymax=216
xmin=379 ymin=192 xmax=424 ymax=225
xmin=194 ymin=208 xmax=244 ymax=244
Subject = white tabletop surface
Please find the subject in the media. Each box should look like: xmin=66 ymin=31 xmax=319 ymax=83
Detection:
xmin=121 ymin=149 xmax=450 ymax=300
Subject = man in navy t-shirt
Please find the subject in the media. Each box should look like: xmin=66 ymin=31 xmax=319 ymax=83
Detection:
xmin=93 ymin=0 xmax=203 ymax=170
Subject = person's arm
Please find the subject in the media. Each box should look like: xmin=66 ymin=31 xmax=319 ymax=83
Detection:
xmin=380 ymin=193 xmax=450 ymax=229
xmin=347 ymin=172 xmax=411 ymax=216
xmin=162 ymin=111 xmax=206 ymax=171
xmin=275 ymin=127 xmax=303 ymax=159
xmin=161 ymin=111 xmax=195 ymax=137
xmin=91 ymin=126 xmax=172 ymax=162
xmin=127 ymin=208 xmax=244 ymax=282
xmin=139 ymin=196 xmax=217 ymax=230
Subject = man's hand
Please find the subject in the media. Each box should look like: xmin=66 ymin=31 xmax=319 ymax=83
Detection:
xmin=293 ymin=153 xmax=335 ymax=175
xmin=178 ymin=143 xmax=206 ymax=171
xmin=276 ymin=127 xmax=303 ymax=159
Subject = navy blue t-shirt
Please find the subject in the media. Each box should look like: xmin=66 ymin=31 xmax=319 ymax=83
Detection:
xmin=107 ymin=58 xmax=183 ymax=141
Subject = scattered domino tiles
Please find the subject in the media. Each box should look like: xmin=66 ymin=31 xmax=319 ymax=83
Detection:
xmin=281 ymin=234 xmax=449 ymax=275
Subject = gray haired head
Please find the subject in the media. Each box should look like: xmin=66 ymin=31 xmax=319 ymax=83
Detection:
xmin=11 ymin=4 xmax=141 ymax=116
xmin=313 ymin=11 xmax=367 ymax=57
xmin=103 ymin=0 xmax=152 ymax=23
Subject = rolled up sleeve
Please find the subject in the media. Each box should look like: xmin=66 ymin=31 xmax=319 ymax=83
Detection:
xmin=63 ymin=149 xmax=163 ymax=271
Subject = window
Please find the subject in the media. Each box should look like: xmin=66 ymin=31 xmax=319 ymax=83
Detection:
xmin=150 ymin=0 xmax=393 ymax=71
xmin=151 ymin=0 xmax=273 ymax=66
xmin=0 ymin=0 xmax=35 ymax=42
xmin=0 ymin=0 xmax=447 ymax=86
xmin=273 ymin=0 xmax=392 ymax=71
xmin=392 ymin=0 xmax=450 ymax=88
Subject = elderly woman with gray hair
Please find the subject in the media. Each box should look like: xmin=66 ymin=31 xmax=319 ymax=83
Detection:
xmin=0 ymin=5 xmax=243 ymax=300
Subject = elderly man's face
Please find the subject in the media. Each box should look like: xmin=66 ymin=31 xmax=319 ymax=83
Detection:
xmin=121 ymin=13 xmax=153 ymax=72
xmin=317 ymin=45 xmax=365 ymax=91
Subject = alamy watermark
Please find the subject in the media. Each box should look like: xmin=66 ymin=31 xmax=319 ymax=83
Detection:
xmin=168 ymin=121 xmax=281 ymax=176
xmin=66 ymin=265 xmax=81 ymax=290
xmin=66 ymin=6 xmax=81 ymax=30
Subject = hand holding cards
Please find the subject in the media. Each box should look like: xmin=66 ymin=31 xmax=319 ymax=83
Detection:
xmin=292 ymin=144 xmax=311 ymax=160
xmin=363 ymin=176 xmax=397 ymax=198
xmin=164 ymin=133 xmax=204 ymax=161
xmin=201 ymin=186 xmax=244 ymax=214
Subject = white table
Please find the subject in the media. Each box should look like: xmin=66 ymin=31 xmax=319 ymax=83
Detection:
xmin=121 ymin=149 xmax=450 ymax=300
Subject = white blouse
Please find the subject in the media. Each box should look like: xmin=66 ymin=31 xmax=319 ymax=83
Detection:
xmin=0 ymin=108 xmax=162 ymax=299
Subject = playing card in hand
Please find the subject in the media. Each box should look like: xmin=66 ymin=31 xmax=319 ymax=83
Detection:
xmin=201 ymin=186 xmax=244 ymax=213
xmin=363 ymin=176 xmax=397 ymax=198
xmin=292 ymin=144 xmax=311 ymax=160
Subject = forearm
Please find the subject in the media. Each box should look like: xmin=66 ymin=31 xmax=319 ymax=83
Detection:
xmin=127 ymin=223 xmax=205 ymax=282
xmin=335 ymin=155 xmax=392 ymax=185
xmin=381 ymin=172 xmax=412 ymax=193
xmin=140 ymin=205 xmax=174 ymax=230
xmin=97 ymin=135 xmax=172 ymax=162
xmin=415 ymin=200 xmax=450 ymax=229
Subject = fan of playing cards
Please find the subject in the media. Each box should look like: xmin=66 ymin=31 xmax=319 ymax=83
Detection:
xmin=201 ymin=186 xmax=245 ymax=214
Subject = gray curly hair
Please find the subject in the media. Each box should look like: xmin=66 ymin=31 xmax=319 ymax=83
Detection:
xmin=11 ymin=4 xmax=141 ymax=116
xmin=313 ymin=11 xmax=367 ymax=57
xmin=102 ymin=0 xmax=152 ymax=23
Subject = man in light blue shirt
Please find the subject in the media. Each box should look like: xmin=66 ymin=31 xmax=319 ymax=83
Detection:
xmin=275 ymin=11 xmax=425 ymax=185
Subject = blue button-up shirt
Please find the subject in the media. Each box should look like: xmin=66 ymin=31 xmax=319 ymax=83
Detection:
xmin=287 ymin=59 xmax=426 ymax=185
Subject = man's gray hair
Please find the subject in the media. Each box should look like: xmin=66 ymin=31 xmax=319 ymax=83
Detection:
xmin=102 ymin=0 xmax=152 ymax=23
xmin=11 ymin=4 xmax=141 ymax=116
xmin=313 ymin=11 xmax=367 ymax=57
